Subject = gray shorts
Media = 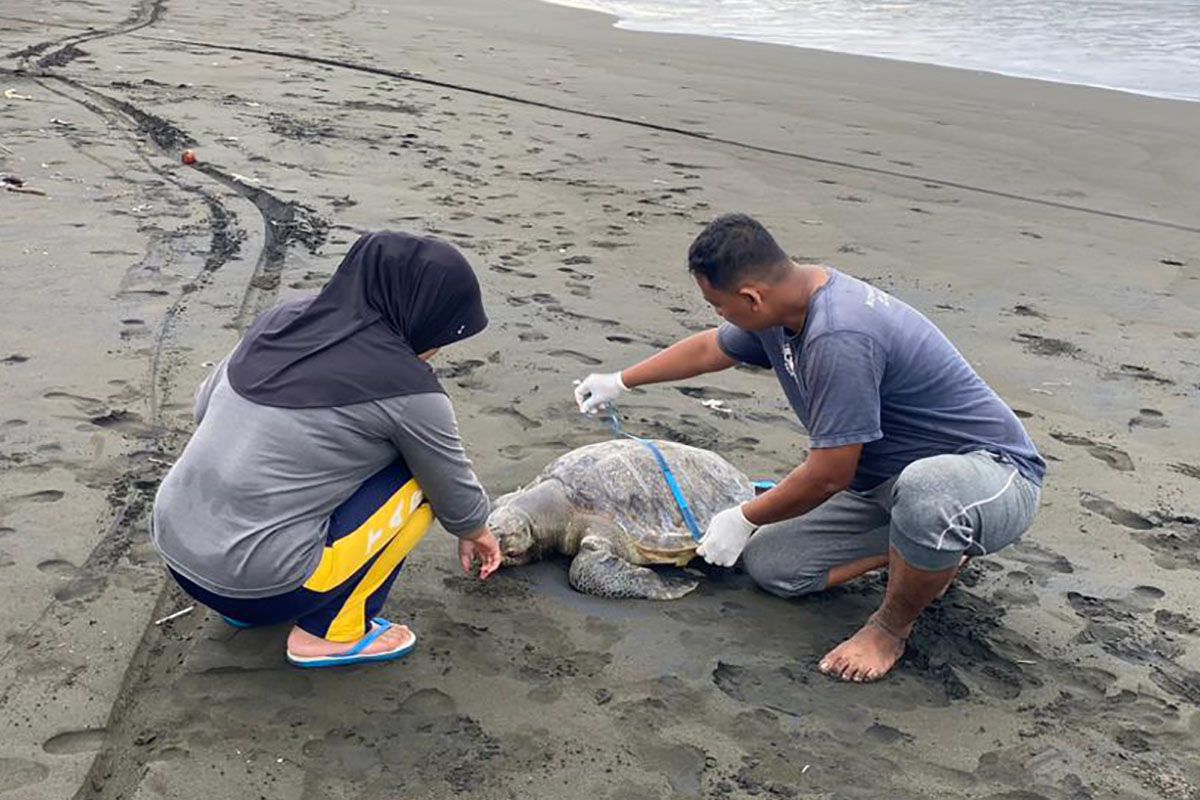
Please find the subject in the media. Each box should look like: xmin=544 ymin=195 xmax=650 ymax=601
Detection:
xmin=742 ymin=450 xmax=1041 ymax=597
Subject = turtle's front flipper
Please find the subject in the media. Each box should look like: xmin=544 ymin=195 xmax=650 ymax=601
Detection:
xmin=568 ymin=537 xmax=698 ymax=600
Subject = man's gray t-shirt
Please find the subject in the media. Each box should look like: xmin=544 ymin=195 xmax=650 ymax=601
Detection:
xmin=151 ymin=357 xmax=490 ymax=599
xmin=718 ymin=268 xmax=1045 ymax=491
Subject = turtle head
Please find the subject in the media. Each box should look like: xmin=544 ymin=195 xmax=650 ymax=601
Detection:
xmin=488 ymin=503 xmax=538 ymax=566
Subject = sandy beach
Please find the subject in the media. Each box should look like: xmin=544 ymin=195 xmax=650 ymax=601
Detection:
xmin=2 ymin=0 xmax=1199 ymax=797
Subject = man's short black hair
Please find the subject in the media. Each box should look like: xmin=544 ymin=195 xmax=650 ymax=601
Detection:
xmin=687 ymin=213 xmax=789 ymax=291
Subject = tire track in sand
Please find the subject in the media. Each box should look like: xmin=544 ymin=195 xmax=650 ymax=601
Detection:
xmin=0 ymin=57 xmax=327 ymax=796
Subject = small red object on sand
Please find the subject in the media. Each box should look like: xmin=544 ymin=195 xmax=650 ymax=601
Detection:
xmin=181 ymin=150 xmax=197 ymax=165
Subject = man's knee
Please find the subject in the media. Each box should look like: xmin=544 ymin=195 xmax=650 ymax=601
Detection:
xmin=741 ymin=532 xmax=827 ymax=598
xmin=891 ymin=455 xmax=987 ymax=570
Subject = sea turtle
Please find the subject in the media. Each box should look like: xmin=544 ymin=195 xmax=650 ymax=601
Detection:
xmin=489 ymin=439 xmax=754 ymax=600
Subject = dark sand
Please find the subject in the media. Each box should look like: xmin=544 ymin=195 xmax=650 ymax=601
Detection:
xmin=2 ymin=0 xmax=1199 ymax=797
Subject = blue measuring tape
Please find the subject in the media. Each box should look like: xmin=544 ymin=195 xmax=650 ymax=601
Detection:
xmin=604 ymin=407 xmax=705 ymax=542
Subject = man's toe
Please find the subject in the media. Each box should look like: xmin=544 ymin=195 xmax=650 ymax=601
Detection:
xmin=819 ymin=648 xmax=846 ymax=676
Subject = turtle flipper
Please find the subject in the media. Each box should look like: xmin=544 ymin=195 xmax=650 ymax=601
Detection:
xmin=568 ymin=538 xmax=698 ymax=600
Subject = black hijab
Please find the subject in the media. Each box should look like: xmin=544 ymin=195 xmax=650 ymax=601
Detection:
xmin=227 ymin=231 xmax=488 ymax=408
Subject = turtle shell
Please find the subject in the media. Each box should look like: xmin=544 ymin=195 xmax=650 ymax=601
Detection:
xmin=536 ymin=439 xmax=754 ymax=550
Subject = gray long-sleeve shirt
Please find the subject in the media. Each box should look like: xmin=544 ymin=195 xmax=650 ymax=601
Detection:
xmin=151 ymin=357 xmax=490 ymax=598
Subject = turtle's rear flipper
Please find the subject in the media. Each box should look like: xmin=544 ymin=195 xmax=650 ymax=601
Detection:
xmin=569 ymin=541 xmax=698 ymax=600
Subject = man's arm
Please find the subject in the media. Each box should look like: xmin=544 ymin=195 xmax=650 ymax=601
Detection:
xmin=742 ymin=444 xmax=862 ymax=526
xmin=575 ymin=329 xmax=737 ymax=413
xmin=621 ymin=329 xmax=735 ymax=388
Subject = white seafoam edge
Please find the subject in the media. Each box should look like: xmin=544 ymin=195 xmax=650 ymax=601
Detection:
xmin=538 ymin=0 xmax=1200 ymax=103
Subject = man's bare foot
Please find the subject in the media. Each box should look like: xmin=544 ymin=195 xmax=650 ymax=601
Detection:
xmin=818 ymin=616 xmax=909 ymax=683
xmin=286 ymin=622 xmax=414 ymax=659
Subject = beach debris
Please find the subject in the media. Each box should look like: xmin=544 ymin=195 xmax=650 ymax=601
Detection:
xmin=594 ymin=688 xmax=613 ymax=705
xmin=49 ymin=118 xmax=74 ymax=128
xmin=181 ymin=149 xmax=197 ymax=165
xmin=802 ymin=764 xmax=811 ymax=775
xmin=489 ymin=439 xmax=755 ymax=599
xmin=153 ymin=605 xmax=195 ymax=625
xmin=700 ymin=398 xmax=731 ymax=415
xmin=3 ymin=88 xmax=33 ymax=101
xmin=2 ymin=175 xmax=23 ymax=188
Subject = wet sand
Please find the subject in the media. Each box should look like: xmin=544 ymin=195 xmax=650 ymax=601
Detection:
xmin=2 ymin=0 xmax=1199 ymax=797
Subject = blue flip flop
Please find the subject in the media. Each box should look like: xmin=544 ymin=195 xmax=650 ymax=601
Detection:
xmin=222 ymin=615 xmax=257 ymax=629
xmin=286 ymin=618 xmax=416 ymax=669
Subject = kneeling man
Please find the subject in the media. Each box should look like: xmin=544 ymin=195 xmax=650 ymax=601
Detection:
xmin=575 ymin=213 xmax=1044 ymax=682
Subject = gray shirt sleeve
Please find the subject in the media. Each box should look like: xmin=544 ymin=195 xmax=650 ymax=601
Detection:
xmin=802 ymin=331 xmax=886 ymax=449
xmin=379 ymin=393 xmax=490 ymax=537
xmin=717 ymin=322 xmax=772 ymax=368
xmin=193 ymin=347 xmax=238 ymax=424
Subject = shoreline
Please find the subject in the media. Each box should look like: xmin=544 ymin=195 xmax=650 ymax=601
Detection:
xmin=538 ymin=0 xmax=1200 ymax=105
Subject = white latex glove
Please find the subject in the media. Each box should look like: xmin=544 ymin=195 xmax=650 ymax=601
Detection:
xmin=696 ymin=505 xmax=758 ymax=567
xmin=574 ymin=371 xmax=627 ymax=415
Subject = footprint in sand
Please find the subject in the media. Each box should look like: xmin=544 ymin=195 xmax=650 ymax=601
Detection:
xmin=435 ymin=360 xmax=485 ymax=380
xmin=1079 ymin=493 xmax=1153 ymax=530
xmin=1012 ymin=304 xmax=1049 ymax=319
xmin=546 ymin=350 xmax=602 ymax=366
xmin=36 ymin=559 xmax=79 ymax=578
xmin=19 ymin=490 xmax=65 ymax=504
xmin=0 ymin=759 xmax=49 ymax=791
xmin=88 ymin=409 xmax=144 ymax=432
xmin=498 ymin=440 xmax=572 ymax=461
xmin=491 ymin=265 xmax=538 ymax=279
xmin=42 ymin=729 xmax=107 ymax=755
xmin=994 ymin=569 xmax=1038 ymax=606
xmin=1050 ymin=432 xmax=1133 ymax=472
xmin=54 ymin=573 xmax=105 ymax=603
xmin=481 ymin=406 xmax=542 ymax=431
xmin=1136 ymin=514 xmax=1200 ymax=572
xmin=1105 ymin=364 xmax=1174 ymax=386
xmin=1014 ymin=333 xmax=1081 ymax=357
xmin=1155 ymin=609 xmax=1199 ymax=636
xmin=1003 ymin=540 xmax=1074 ymax=581
xmin=1128 ymin=408 xmax=1168 ymax=431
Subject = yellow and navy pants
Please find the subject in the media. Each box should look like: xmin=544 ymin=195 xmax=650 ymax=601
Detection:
xmin=170 ymin=458 xmax=433 ymax=642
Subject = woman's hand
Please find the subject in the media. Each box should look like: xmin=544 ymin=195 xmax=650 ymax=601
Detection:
xmin=458 ymin=527 xmax=502 ymax=580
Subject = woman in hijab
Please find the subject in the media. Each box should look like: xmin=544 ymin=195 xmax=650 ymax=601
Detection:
xmin=151 ymin=231 xmax=499 ymax=669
